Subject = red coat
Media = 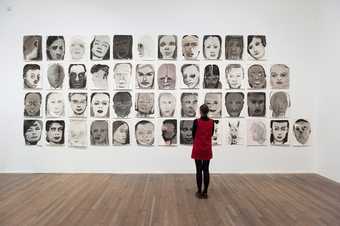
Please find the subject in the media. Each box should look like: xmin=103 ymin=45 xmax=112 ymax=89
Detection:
xmin=191 ymin=119 xmax=213 ymax=160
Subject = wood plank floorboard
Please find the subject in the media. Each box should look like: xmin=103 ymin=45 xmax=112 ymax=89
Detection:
xmin=0 ymin=174 xmax=339 ymax=226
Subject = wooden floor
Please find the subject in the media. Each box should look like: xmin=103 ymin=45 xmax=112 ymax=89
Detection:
xmin=0 ymin=174 xmax=339 ymax=226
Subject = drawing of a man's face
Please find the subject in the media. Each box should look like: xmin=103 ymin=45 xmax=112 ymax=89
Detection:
xmin=158 ymin=64 xmax=176 ymax=89
xmin=293 ymin=120 xmax=311 ymax=145
xmin=135 ymin=121 xmax=154 ymax=145
xmin=225 ymin=92 xmax=244 ymax=117
xmin=204 ymin=93 xmax=222 ymax=118
xmin=182 ymin=35 xmax=199 ymax=60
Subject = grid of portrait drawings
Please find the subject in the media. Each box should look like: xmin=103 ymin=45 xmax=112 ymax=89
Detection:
xmin=22 ymin=34 xmax=312 ymax=147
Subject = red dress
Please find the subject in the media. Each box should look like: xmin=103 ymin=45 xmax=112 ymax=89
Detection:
xmin=191 ymin=119 xmax=214 ymax=160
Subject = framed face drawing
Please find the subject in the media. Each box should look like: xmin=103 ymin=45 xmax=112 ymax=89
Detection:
xmin=68 ymin=93 xmax=88 ymax=117
xmin=212 ymin=120 xmax=221 ymax=145
xmin=247 ymin=92 xmax=266 ymax=117
xmin=69 ymin=64 xmax=87 ymax=89
xmin=46 ymin=120 xmax=65 ymax=145
xmin=292 ymin=119 xmax=312 ymax=146
xmin=158 ymin=119 xmax=177 ymax=146
xmin=225 ymin=92 xmax=245 ymax=118
xmin=181 ymin=93 xmax=198 ymax=118
xmin=46 ymin=36 xmax=65 ymax=61
xmin=90 ymin=35 xmax=110 ymax=60
xmin=247 ymin=35 xmax=266 ymax=60
xmin=270 ymin=64 xmax=289 ymax=89
xmin=90 ymin=92 xmax=110 ymax=118
xmin=90 ymin=64 xmax=109 ymax=90
xmin=225 ymin=64 xmax=244 ymax=89
xmin=225 ymin=35 xmax=243 ymax=60
xmin=203 ymin=65 xmax=222 ymax=89
xmin=136 ymin=35 xmax=156 ymax=60
xmin=24 ymin=92 xmax=42 ymax=117
xmin=112 ymin=92 xmax=132 ymax=118
xmin=135 ymin=120 xmax=155 ymax=146
xmin=203 ymin=35 xmax=222 ymax=60
xmin=112 ymin=121 xmax=130 ymax=145
xmin=113 ymin=63 xmax=132 ymax=90
xmin=23 ymin=35 xmax=42 ymax=61
xmin=248 ymin=64 xmax=266 ymax=89
xmin=204 ymin=92 xmax=222 ymax=118
xmin=68 ymin=36 xmax=87 ymax=61
xmin=180 ymin=120 xmax=194 ymax=145
xmin=158 ymin=35 xmax=177 ymax=60
xmin=226 ymin=119 xmax=245 ymax=146
xmin=247 ymin=119 xmax=267 ymax=146
xmin=113 ymin=35 xmax=133 ymax=59
xmin=157 ymin=64 xmax=176 ymax=90
xmin=90 ymin=120 xmax=109 ymax=146
xmin=269 ymin=91 xmax=290 ymax=118
xmin=23 ymin=64 xmax=42 ymax=89
xmin=182 ymin=35 xmax=200 ymax=60
xmin=68 ymin=120 xmax=87 ymax=147
xmin=180 ymin=64 xmax=200 ymax=89
xmin=23 ymin=120 xmax=43 ymax=145
xmin=136 ymin=64 xmax=155 ymax=89
xmin=45 ymin=92 xmax=65 ymax=118
xmin=158 ymin=93 xmax=176 ymax=118
xmin=47 ymin=63 xmax=65 ymax=89
xmin=270 ymin=120 xmax=289 ymax=146
xmin=135 ymin=93 xmax=154 ymax=118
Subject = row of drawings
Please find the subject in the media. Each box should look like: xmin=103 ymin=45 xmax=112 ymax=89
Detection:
xmin=24 ymin=91 xmax=291 ymax=119
xmin=23 ymin=35 xmax=267 ymax=61
xmin=23 ymin=119 xmax=311 ymax=147
xmin=23 ymin=63 xmax=289 ymax=90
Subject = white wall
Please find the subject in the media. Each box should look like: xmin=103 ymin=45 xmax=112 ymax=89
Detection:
xmin=317 ymin=0 xmax=340 ymax=182
xmin=0 ymin=0 xmax=320 ymax=173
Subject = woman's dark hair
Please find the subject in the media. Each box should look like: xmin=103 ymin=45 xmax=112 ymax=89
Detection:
xmin=247 ymin=35 xmax=266 ymax=55
xmin=112 ymin=121 xmax=130 ymax=144
xmin=270 ymin=120 xmax=289 ymax=144
xmin=90 ymin=36 xmax=110 ymax=60
xmin=200 ymin=104 xmax=209 ymax=117
xmin=158 ymin=35 xmax=177 ymax=60
xmin=203 ymin=35 xmax=222 ymax=59
xmin=46 ymin=36 xmax=65 ymax=60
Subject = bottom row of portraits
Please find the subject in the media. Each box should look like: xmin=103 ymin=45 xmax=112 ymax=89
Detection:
xmin=24 ymin=119 xmax=311 ymax=147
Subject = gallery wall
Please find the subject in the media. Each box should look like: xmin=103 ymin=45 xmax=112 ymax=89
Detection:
xmin=0 ymin=0 xmax=320 ymax=173
xmin=317 ymin=0 xmax=340 ymax=182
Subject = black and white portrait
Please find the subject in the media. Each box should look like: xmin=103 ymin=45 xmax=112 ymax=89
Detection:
xmin=23 ymin=120 xmax=43 ymax=145
xmin=69 ymin=36 xmax=87 ymax=60
xmin=135 ymin=120 xmax=154 ymax=146
xmin=158 ymin=93 xmax=176 ymax=117
xmin=90 ymin=120 xmax=109 ymax=146
xmin=23 ymin=35 xmax=42 ymax=61
xmin=248 ymin=64 xmax=266 ymax=89
xmin=135 ymin=93 xmax=154 ymax=117
xmin=247 ymin=119 xmax=267 ymax=146
xmin=68 ymin=120 xmax=87 ymax=147
xmin=68 ymin=93 xmax=88 ymax=117
xmin=247 ymin=35 xmax=266 ymax=60
xmin=136 ymin=64 xmax=155 ymax=89
xmin=270 ymin=120 xmax=289 ymax=145
xmin=46 ymin=92 xmax=65 ymax=118
xmin=225 ymin=35 xmax=243 ymax=60
xmin=203 ymin=65 xmax=221 ymax=89
xmin=212 ymin=120 xmax=221 ymax=145
xmin=69 ymin=64 xmax=87 ymax=89
xmin=46 ymin=120 xmax=65 ymax=145
xmin=293 ymin=119 xmax=312 ymax=146
xmin=136 ymin=35 xmax=155 ymax=60
xmin=113 ymin=63 xmax=132 ymax=90
xmin=113 ymin=35 xmax=133 ymax=59
xmin=159 ymin=119 xmax=177 ymax=146
xmin=112 ymin=121 xmax=130 ymax=145
xmin=181 ymin=93 xmax=198 ymax=117
xmin=203 ymin=35 xmax=222 ymax=60
xmin=225 ymin=92 xmax=245 ymax=117
xmin=204 ymin=93 xmax=222 ymax=118
xmin=270 ymin=64 xmax=289 ymax=89
xmin=46 ymin=36 xmax=65 ymax=61
xmin=225 ymin=64 xmax=244 ymax=89
xmin=247 ymin=92 xmax=266 ymax=117
xmin=90 ymin=92 xmax=110 ymax=118
xmin=47 ymin=63 xmax=65 ymax=89
xmin=181 ymin=64 xmax=200 ymax=89
xmin=269 ymin=91 xmax=290 ymax=118
xmin=158 ymin=35 xmax=177 ymax=60
xmin=24 ymin=92 xmax=42 ymax=117
xmin=23 ymin=64 xmax=41 ymax=89
xmin=182 ymin=35 xmax=200 ymax=60
xmin=90 ymin=35 xmax=110 ymax=60
xmin=90 ymin=64 xmax=109 ymax=90
xmin=112 ymin=92 xmax=132 ymax=118
xmin=227 ymin=119 xmax=245 ymax=145
xmin=157 ymin=64 xmax=176 ymax=90
xmin=180 ymin=120 xmax=193 ymax=145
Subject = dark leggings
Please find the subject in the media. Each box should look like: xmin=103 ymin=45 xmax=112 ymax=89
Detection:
xmin=195 ymin=160 xmax=210 ymax=194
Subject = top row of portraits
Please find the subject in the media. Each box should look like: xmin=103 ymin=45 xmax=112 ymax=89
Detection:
xmin=23 ymin=35 xmax=267 ymax=62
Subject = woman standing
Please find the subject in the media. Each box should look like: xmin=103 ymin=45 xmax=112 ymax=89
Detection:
xmin=191 ymin=104 xmax=214 ymax=199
